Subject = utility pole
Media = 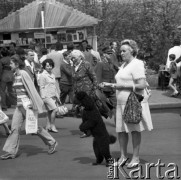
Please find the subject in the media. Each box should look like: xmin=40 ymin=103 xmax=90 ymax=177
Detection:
xmin=41 ymin=0 xmax=46 ymax=48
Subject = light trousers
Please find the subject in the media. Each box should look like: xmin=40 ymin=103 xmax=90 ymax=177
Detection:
xmin=3 ymin=106 xmax=56 ymax=155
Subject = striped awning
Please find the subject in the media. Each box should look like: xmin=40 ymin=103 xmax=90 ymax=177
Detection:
xmin=0 ymin=0 xmax=100 ymax=32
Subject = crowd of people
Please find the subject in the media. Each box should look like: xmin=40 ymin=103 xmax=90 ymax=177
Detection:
xmin=0 ymin=39 xmax=153 ymax=168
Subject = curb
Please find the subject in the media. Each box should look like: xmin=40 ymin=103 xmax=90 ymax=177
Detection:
xmin=150 ymin=103 xmax=181 ymax=110
xmin=5 ymin=102 xmax=181 ymax=119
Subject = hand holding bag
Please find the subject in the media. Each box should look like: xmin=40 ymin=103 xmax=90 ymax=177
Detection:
xmin=123 ymin=91 xmax=143 ymax=124
xmin=21 ymin=97 xmax=32 ymax=110
xmin=54 ymin=97 xmax=68 ymax=116
xmin=57 ymin=105 xmax=68 ymax=115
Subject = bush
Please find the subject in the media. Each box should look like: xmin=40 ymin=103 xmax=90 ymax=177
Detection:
xmin=147 ymin=58 xmax=161 ymax=72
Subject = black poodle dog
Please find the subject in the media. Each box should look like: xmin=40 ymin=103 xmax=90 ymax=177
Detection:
xmin=75 ymin=91 xmax=116 ymax=166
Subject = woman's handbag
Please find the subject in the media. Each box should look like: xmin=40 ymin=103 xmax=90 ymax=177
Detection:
xmin=93 ymin=93 xmax=111 ymax=119
xmin=54 ymin=97 xmax=68 ymax=116
xmin=57 ymin=105 xmax=68 ymax=115
xmin=123 ymin=92 xmax=143 ymax=124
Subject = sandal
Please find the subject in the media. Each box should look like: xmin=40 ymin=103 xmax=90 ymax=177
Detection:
xmin=113 ymin=157 xmax=128 ymax=166
xmin=127 ymin=160 xmax=140 ymax=169
xmin=171 ymin=92 xmax=180 ymax=97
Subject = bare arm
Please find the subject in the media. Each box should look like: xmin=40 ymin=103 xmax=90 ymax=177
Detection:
xmin=114 ymin=78 xmax=146 ymax=91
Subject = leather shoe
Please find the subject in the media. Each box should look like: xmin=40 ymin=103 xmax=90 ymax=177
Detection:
xmin=48 ymin=141 xmax=58 ymax=154
xmin=49 ymin=126 xmax=58 ymax=133
xmin=1 ymin=153 xmax=16 ymax=160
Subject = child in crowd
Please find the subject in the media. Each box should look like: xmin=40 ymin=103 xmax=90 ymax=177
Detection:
xmin=0 ymin=95 xmax=11 ymax=136
xmin=168 ymin=54 xmax=179 ymax=97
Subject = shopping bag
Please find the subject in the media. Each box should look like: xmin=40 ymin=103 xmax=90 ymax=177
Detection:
xmin=0 ymin=110 xmax=9 ymax=125
xmin=25 ymin=108 xmax=38 ymax=134
xmin=57 ymin=105 xmax=68 ymax=115
xmin=123 ymin=92 xmax=143 ymax=124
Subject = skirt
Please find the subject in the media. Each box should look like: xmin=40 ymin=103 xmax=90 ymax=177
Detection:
xmin=116 ymin=95 xmax=153 ymax=133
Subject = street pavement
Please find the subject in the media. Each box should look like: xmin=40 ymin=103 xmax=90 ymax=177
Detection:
xmin=0 ymin=89 xmax=181 ymax=180
xmin=3 ymin=89 xmax=181 ymax=118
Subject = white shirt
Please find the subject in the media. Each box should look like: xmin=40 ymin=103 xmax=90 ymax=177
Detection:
xmin=24 ymin=59 xmax=34 ymax=73
xmin=166 ymin=46 xmax=181 ymax=76
xmin=39 ymin=55 xmax=47 ymax=64
xmin=34 ymin=52 xmax=39 ymax=64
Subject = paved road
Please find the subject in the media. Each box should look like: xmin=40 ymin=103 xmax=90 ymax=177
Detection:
xmin=0 ymin=109 xmax=181 ymax=180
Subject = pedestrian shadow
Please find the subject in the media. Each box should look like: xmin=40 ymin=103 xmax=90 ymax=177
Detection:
xmin=112 ymin=151 xmax=148 ymax=165
xmin=69 ymin=130 xmax=81 ymax=136
xmin=0 ymin=131 xmax=8 ymax=138
xmin=162 ymin=90 xmax=181 ymax=99
xmin=162 ymin=90 xmax=172 ymax=97
xmin=73 ymin=156 xmax=96 ymax=165
xmin=55 ymin=127 xmax=67 ymax=131
xmin=19 ymin=144 xmax=46 ymax=157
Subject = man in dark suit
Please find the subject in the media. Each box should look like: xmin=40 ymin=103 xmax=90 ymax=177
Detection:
xmin=60 ymin=51 xmax=74 ymax=105
xmin=81 ymin=40 xmax=93 ymax=65
xmin=94 ymin=47 xmax=117 ymax=122
xmin=110 ymin=42 xmax=119 ymax=71
xmin=0 ymin=47 xmax=16 ymax=110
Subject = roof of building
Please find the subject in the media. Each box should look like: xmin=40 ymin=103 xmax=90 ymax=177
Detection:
xmin=0 ymin=0 xmax=100 ymax=33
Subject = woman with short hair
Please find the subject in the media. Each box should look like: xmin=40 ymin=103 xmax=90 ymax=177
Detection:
xmin=103 ymin=39 xmax=153 ymax=168
xmin=39 ymin=59 xmax=60 ymax=133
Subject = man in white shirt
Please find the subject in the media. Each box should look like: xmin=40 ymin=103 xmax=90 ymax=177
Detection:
xmin=87 ymin=45 xmax=101 ymax=62
xmin=24 ymin=50 xmax=36 ymax=81
xmin=28 ymin=44 xmax=39 ymax=64
xmin=24 ymin=49 xmax=40 ymax=91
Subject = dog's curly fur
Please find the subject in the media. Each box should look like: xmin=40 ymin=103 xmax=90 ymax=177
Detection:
xmin=75 ymin=91 xmax=116 ymax=166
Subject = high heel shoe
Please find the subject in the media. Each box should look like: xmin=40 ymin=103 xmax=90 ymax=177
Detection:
xmin=49 ymin=126 xmax=58 ymax=133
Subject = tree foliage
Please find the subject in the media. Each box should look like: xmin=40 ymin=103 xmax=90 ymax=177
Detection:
xmin=1 ymin=0 xmax=181 ymax=70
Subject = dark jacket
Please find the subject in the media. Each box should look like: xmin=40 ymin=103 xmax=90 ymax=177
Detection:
xmin=94 ymin=61 xmax=116 ymax=92
xmin=110 ymin=50 xmax=119 ymax=72
xmin=0 ymin=56 xmax=14 ymax=82
xmin=60 ymin=60 xmax=73 ymax=86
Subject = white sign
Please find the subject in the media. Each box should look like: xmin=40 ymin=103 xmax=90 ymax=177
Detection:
xmin=34 ymin=32 xmax=45 ymax=39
